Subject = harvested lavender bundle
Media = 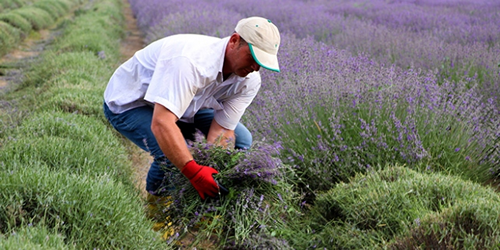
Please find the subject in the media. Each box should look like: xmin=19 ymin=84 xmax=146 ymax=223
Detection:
xmin=159 ymin=132 xmax=292 ymax=247
xmin=188 ymin=133 xmax=284 ymax=186
xmin=223 ymin=146 xmax=283 ymax=185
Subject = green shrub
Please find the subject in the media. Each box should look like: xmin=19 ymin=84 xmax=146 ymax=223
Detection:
xmin=11 ymin=7 xmax=55 ymax=30
xmin=0 ymin=21 xmax=21 ymax=57
xmin=0 ymin=12 xmax=32 ymax=35
xmin=390 ymin=199 xmax=500 ymax=249
xmin=20 ymin=50 xmax=113 ymax=89
xmin=307 ymin=165 xmax=500 ymax=248
xmin=33 ymin=0 xmax=71 ymax=19
xmin=0 ymin=111 xmax=133 ymax=184
xmin=0 ymin=0 xmax=29 ymax=12
xmin=0 ymin=165 xmax=164 ymax=249
xmin=0 ymin=0 xmax=164 ymax=248
xmin=41 ymin=86 xmax=105 ymax=117
xmin=54 ymin=13 xmax=124 ymax=59
xmin=0 ymin=225 xmax=71 ymax=250
xmin=53 ymin=0 xmax=125 ymax=57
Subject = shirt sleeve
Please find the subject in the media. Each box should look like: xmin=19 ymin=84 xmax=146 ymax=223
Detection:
xmin=213 ymin=74 xmax=261 ymax=130
xmin=144 ymin=56 xmax=201 ymax=119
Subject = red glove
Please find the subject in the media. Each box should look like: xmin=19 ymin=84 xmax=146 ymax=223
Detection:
xmin=182 ymin=160 xmax=219 ymax=200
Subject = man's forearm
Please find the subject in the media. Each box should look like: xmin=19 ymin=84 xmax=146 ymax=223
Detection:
xmin=207 ymin=119 xmax=235 ymax=148
xmin=151 ymin=103 xmax=193 ymax=170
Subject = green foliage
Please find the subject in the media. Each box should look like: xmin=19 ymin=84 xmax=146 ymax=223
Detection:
xmin=416 ymin=114 xmax=489 ymax=183
xmin=0 ymin=0 xmax=34 ymax=13
xmin=11 ymin=7 xmax=54 ymax=30
xmin=152 ymin=139 xmax=301 ymax=248
xmin=33 ymin=0 xmax=71 ymax=19
xmin=0 ymin=165 xmax=164 ymax=249
xmin=41 ymin=86 xmax=106 ymax=117
xmin=278 ymin=104 xmax=367 ymax=192
xmin=279 ymin=92 xmax=492 ymax=195
xmin=438 ymin=57 xmax=492 ymax=88
xmin=0 ymin=0 xmax=86 ymax=57
xmin=20 ymin=50 xmax=113 ymax=90
xmin=0 ymin=225 xmax=72 ymax=250
xmin=0 ymin=0 xmax=146 ymax=247
xmin=0 ymin=21 xmax=21 ymax=57
xmin=390 ymin=199 xmax=500 ymax=249
xmin=308 ymin=165 xmax=500 ymax=249
xmin=0 ymin=111 xmax=134 ymax=185
xmin=54 ymin=13 xmax=124 ymax=59
xmin=0 ymin=12 xmax=32 ymax=35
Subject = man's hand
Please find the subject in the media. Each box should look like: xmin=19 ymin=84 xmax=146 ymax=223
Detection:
xmin=182 ymin=160 xmax=219 ymax=200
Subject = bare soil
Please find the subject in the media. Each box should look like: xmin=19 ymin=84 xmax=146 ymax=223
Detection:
xmin=0 ymin=30 xmax=52 ymax=91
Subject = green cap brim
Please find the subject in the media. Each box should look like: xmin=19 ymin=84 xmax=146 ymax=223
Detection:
xmin=248 ymin=43 xmax=280 ymax=72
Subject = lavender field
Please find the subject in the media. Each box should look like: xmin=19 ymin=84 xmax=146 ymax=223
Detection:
xmin=128 ymin=0 xmax=500 ymax=248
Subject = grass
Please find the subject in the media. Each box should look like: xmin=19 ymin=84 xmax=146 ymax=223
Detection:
xmin=0 ymin=0 xmax=32 ymax=13
xmin=33 ymin=0 xmax=73 ymax=19
xmin=0 ymin=225 xmax=71 ymax=250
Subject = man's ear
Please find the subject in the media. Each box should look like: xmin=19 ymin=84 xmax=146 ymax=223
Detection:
xmin=229 ymin=33 xmax=240 ymax=48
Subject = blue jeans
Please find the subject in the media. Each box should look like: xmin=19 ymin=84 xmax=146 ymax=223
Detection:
xmin=103 ymin=102 xmax=252 ymax=195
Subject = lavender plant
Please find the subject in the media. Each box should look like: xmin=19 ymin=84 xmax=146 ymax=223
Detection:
xmin=246 ymin=33 xmax=497 ymax=192
xmin=130 ymin=0 xmax=500 ymax=94
xmin=153 ymin=133 xmax=300 ymax=248
xmin=210 ymin=0 xmax=500 ymax=99
xmin=126 ymin=0 xmax=500 ymax=247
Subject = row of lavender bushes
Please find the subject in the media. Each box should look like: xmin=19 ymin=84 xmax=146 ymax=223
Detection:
xmin=0 ymin=0 xmax=41 ymax=12
xmin=0 ymin=0 xmax=165 ymax=248
xmin=132 ymin=0 xmax=500 ymax=100
xmin=128 ymin=0 xmax=500 ymax=248
xmin=0 ymin=0 xmax=86 ymax=57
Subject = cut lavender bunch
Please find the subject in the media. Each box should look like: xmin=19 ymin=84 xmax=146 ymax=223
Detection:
xmin=187 ymin=132 xmax=285 ymax=186
xmin=221 ymin=143 xmax=284 ymax=185
xmin=155 ymin=132 xmax=295 ymax=248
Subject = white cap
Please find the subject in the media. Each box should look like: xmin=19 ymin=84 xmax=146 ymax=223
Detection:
xmin=235 ymin=17 xmax=281 ymax=72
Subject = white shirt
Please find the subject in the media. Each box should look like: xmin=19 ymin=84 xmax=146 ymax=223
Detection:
xmin=104 ymin=34 xmax=261 ymax=130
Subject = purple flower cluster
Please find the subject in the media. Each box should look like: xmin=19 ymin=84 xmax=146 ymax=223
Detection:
xmin=187 ymin=132 xmax=285 ymax=185
xmin=128 ymin=0 xmax=499 ymax=186
xmin=129 ymin=0 xmax=500 ymax=90
xmin=224 ymin=143 xmax=283 ymax=185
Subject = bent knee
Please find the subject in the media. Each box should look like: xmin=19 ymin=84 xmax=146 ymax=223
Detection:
xmin=235 ymin=123 xmax=252 ymax=150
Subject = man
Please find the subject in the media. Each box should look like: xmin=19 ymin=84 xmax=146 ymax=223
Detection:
xmin=103 ymin=17 xmax=281 ymax=200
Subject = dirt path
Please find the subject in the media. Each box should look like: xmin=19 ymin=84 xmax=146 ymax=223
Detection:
xmin=119 ymin=0 xmax=153 ymax=199
xmin=0 ymin=30 xmax=53 ymax=92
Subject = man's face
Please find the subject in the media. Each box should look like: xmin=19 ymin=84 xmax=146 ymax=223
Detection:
xmin=231 ymin=40 xmax=261 ymax=77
